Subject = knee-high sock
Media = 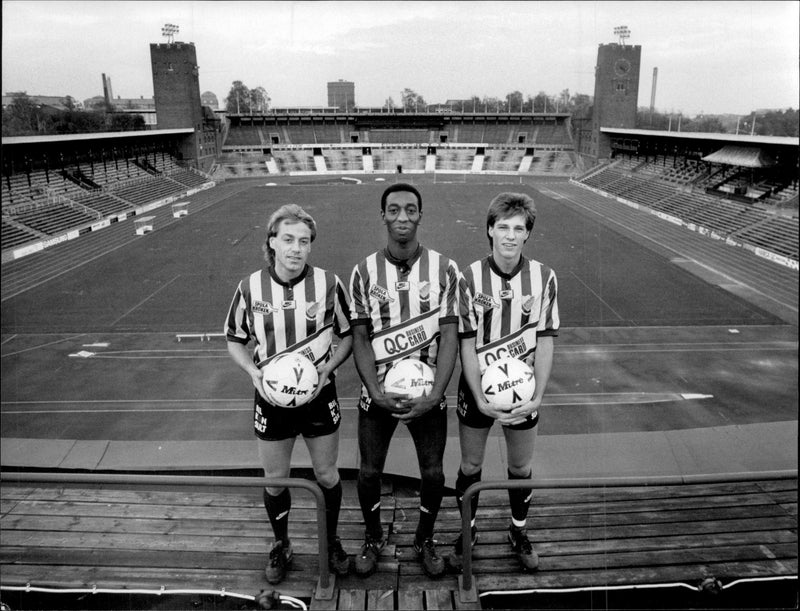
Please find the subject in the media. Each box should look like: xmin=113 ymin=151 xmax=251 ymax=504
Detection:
xmin=416 ymin=475 xmax=445 ymax=542
xmin=455 ymin=468 xmax=482 ymax=527
xmin=320 ymin=480 xmax=343 ymax=544
xmin=357 ymin=470 xmax=383 ymax=539
xmin=507 ymin=469 xmax=533 ymax=527
xmin=263 ymin=488 xmax=291 ymax=543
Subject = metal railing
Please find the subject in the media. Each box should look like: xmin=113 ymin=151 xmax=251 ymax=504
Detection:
xmin=0 ymin=471 xmax=336 ymax=600
xmin=456 ymin=469 xmax=798 ymax=603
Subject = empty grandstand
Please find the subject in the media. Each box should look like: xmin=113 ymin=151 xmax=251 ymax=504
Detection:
xmin=573 ymin=129 xmax=798 ymax=265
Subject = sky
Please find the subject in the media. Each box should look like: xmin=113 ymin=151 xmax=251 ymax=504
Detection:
xmin=2 ymin=1 xmax=798 ymax=117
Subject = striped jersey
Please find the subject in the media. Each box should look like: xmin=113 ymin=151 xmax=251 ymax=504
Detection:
xmin=459 ymin=255 xmax=559 ymax=374
xmin=349 ymin=246 xmax=459 ymax=384
xmin=225 ymin=265 xmax=351 ymax=373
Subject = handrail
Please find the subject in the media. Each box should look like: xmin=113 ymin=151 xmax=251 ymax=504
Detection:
xmin=0 ymin=471 xmax=336 ymax=600
xmin=456 ymin=470 xmax=798 ymax=603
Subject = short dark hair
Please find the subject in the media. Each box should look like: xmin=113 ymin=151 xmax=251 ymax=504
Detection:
xmin=486 ymin=192 xmax=537 ymax=248
xmin=380 ymin=183 xmax=422 ymax=213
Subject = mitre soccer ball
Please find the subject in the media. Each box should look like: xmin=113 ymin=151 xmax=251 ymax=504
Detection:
xmin=383 ymin=358 xmax=435 ymax=398
xmin=261 ymin=353 xmax=319 ymax=407
xmin=481 ymin=357 xmax=536 ymax=407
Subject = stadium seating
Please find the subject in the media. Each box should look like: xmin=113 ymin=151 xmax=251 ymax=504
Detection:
xmin=734 ymin=215 xmax=799 ymax=258
xmin=11 ymin=202 xmax=97 ymax=236
xmin=313 ymin=123 xmax=344 ymax=144
xmin=1 ymin=217 xmax=43 ymax=248
xmin=575 ymin=158 xmax=799 ymax=261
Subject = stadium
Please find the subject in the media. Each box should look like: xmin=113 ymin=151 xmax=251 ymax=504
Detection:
xmin=1 ymin=20 xmax=798 ymax=611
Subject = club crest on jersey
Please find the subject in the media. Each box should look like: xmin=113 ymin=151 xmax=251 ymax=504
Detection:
xmin=253 ymin=300 xmax=280 ymax=315
xmin=521 ymin=295 xmax=535 ymax=314
xmin=474 ymin=292 xmax=499 ymax=310
xmin=418 ymin=281 xmax=431 ymax=300
xmin=306 ymin=301 xmax=321 ymax=320
xmin=369 ymin=284 xmax=395 ymax=303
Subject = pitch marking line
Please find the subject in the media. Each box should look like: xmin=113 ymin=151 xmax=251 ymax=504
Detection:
xmin=1 ymin=392 xmax=714 ymax=414
xmin=568 ymin=270 xmax=626 ymax=321
xmin=110 ymin=274 xmax=182 ymax=326
xmin=1 ymin=334 xmax=87 ymax=358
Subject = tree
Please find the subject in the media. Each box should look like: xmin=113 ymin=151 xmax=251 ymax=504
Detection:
xmin=251 ymin=86 xmax=270 ymax=113
xmin=482 ymin=96 xmax=501 ymax=112
xmin=505 ymin=90 xmax=523 ymax=113
xmin=2 ymin=92 xmax=40 ymax=135
xmin=401 ymin=88 xmax=426 ymax=112
xmin=467 ymin=95 xmax=482 ymax=112
xmin=225 ymin=80 xmax=251 ymax=114
xmin=753 ymin=108 xmax=799 ymax=137
xmin=532 ymin=92 xmax=550 ymax=113
xmin=685 ymin=115 xmax=726 ymax=134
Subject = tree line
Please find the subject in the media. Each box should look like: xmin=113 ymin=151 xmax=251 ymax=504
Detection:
xmin=2 ymin=92 xmax=144 ymax=137
xmin=635 ymin=107 xmax=798 ymax=137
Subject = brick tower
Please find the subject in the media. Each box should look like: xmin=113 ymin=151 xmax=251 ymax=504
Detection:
xmin=590 ymin=42 xmax=642 ymax=159
xmin=150 ymin=41 xmax=219 ymax=171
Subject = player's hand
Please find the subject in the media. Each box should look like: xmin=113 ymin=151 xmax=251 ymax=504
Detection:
xmin=502 ymin=397 xmax=541 ymax=427
xmin=393 ymin=394 xmax=440 ymax=422
xmin=310 ymin=365 xmax=332 ymax=401
xmin=252 ymin=369 xmax=270 ymax=403
xmin=373 ymin=392 xmax=413 ymax=415
xmin=477 ymin=399 xmax=516 ymax=422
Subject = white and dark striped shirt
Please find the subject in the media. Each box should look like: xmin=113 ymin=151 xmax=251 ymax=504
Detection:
xmin=225 ymin=265 xmax=351 ymax=371
xmin=459 ymin=256 xmax=559 ymax=373
xmin=349 ymin=246 xmax=459 ymax=383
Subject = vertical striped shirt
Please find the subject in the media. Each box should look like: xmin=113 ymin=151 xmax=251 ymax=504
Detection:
xmin=459 ymin=256 xmax=559 ymax=374
xmin=225 ymin=265 xmax=351 ymax=371
xmin=349 ymin=246 xmax=459 ymax=384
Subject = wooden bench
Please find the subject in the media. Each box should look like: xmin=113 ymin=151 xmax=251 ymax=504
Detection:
xmin=1 ymin=474 xmax=796 ymax=609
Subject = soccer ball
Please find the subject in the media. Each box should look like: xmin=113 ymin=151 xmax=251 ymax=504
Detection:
xmin=261 ymin=353 xmax=319 ymax=407
xmin=481 ymin=357 xmax=536 ymax=407
xmin=383 ymin=358 xmax=435 ymax=398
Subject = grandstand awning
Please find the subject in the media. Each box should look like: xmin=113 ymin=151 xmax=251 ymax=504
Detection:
xmin=701 ymin=145 xmax=775 ymax=168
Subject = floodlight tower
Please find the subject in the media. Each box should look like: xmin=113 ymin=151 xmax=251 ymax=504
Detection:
xmin=614 ymin=25 xmax=630 ymax=46
xmin=162 ymin=23 xmax=179 ymax=43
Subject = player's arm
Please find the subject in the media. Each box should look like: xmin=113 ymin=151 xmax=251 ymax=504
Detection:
xmin=313 ymin=333 xmax=353 ymax=399
xmin=227 ymin=340 xmax=269 ymax=402
xmin=313 ymin=275 xmax=354 ymax=398
xmin=351 ymin=323 xmax=410 ymax=414
xmin=395 ymin=321 xmax=458 ymax=421
xmin=460 ymin=335 xmax=515 ymax=421
xmin=506 ymin=335 xmax=554 ymax=425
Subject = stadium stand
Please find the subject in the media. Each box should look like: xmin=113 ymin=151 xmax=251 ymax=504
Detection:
xmin=313 ymin=122 xmax=345 ymax=144
xmin=576 ymin=152 xmax=798 ymax=263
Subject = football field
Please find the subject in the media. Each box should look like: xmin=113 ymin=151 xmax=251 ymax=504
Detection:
xmin=1 ymin=178 xmax=797 ymax=476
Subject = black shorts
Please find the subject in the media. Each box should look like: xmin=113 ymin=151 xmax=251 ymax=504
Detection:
xmin=456 ymin=373 xmax=539 ymax=430
xmin=254 ymin=381 xmax=341 ymax=441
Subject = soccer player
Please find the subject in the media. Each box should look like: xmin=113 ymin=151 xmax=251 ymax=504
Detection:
xmin=447 ymin=192 xmax=559 ymax=573
xmin=225 ymin=204 xmax=353 ymax=585
xmin=349 ymin=183 xmax=460 ymax=578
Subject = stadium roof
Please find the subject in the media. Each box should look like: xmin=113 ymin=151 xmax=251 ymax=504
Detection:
xmin=1 ymin=128 xmax=194 ymax=146
xmin=701 ymin=145 xmax=775 ymax=168
xmin=600 ymin=127 xmax=799 ymax=147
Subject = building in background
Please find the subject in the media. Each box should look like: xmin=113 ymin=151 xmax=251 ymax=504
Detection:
xmin=586 ymin=42 xmax=642 ymax=159
xmin=201 ymin=91 xmax=219 ymax=109
xmin=150 ymin=40 xmax=221 ymax=171
xmin=327 ymin=80 xmax=355 ymax=111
